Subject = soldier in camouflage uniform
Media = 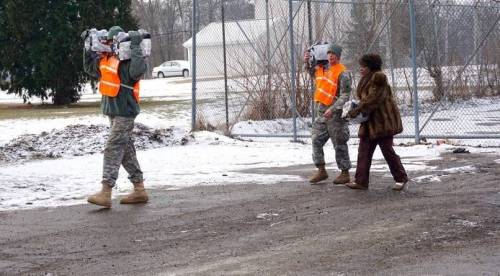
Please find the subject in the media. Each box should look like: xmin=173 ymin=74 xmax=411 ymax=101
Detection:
xmin=304 ymin=44 xmax=352 ymax=184
xmin=83 ymin=26 xmax=149 ymax=208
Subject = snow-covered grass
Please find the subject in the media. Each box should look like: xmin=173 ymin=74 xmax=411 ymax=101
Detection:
xmin=0 ymin=75 xmax=248 ymax=104
xmin=230 ymin=96 xmax=500 ymax=147
xmin=383 ymin=64 xmax=497 ymax=88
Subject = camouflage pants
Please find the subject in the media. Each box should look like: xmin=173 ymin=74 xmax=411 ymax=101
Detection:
xmin=102 ymin=116 xmax=143 ymax=187
xmin=311 ymin=103 xmax=351 ymax=170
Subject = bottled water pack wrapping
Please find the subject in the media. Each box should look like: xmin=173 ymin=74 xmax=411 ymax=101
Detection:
xmin=307 ymin=42 xmax=329 ymax=67
xmin=342 ymin=100 xmax=369 ymax=124
xmin=114 ymin=30 xmax=151 ymax=60
xmin=84 ymin=28 xmax=112 ymax=53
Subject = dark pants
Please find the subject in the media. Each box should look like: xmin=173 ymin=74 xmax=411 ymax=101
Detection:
xmin=355 ymin=136 xmax=408 ymax=187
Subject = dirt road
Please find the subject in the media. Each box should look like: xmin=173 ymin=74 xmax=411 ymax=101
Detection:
xmin=1 ymin=152 xmax=499 ymax=275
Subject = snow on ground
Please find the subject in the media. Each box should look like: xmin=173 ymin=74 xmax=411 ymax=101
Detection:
xmin=230 ymin=96 xmax=500 ymax=147
xmin=0 ymin=75 xmax=241 ymax=104
xmin=0 ymin=76 xmax=226 ymax=143
xmin=1 ymin=76 xmax=499 ymax=211
xmin=0 ymin=131 xmax=307 ymax=211
xmin=0 ymin=130 xmax=498 ymax=211
xmin=0 ymin=111 xmax=190 ymax=146
xmin=411 ymin=164 xmax=478 ymax=184
xmin=0 ymin=124 xmax=187 ymax=164
xmin=413 ymin=174 xmax=442 ymax=183
xmin=0 ymin=115 xmax=106 ymax=145
xmin=0 ymin=112 xmax=187 ymax=146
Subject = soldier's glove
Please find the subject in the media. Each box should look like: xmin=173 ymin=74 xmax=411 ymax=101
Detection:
xmin=129 ymin=31 xmax=142 ymax=45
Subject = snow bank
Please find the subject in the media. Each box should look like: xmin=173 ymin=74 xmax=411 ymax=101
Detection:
xmin=0 ymin=123 xmax=188 ymax=164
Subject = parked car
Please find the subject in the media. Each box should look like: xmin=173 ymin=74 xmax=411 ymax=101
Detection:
xmin=152 ymin=60 xmax=190 ymax=78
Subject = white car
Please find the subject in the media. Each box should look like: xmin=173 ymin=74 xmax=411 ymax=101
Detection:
xmin=152 ymin=60 xmax=190 ymax=78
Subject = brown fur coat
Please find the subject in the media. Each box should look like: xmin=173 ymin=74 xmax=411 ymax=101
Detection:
xmin=349 ymin=71 xmax=403 ymax=139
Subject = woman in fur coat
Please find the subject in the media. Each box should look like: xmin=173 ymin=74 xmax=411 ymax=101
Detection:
xmin=346 ymin=54 xmax=408 ymax=191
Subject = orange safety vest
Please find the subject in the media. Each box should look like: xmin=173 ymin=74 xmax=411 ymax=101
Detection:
xmin=314 ymin=63 xmax=346 ymax=106
xmin=99 ymin=55 xmax=140 ymax=103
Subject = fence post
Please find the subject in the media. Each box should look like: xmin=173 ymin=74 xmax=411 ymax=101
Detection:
xmin=266 ymin=0 xmax=272 ymax=119
xmin=331 ymin=1 xmax=336 ymax=42
xmin=288 ymin=0 xmax=297 ymax=142
xmin=191 ymin=0 xmax=198 ymax=131
xmin=408 ymin=0 xmax=420 ymax=144
xmin=387 ymin=3 xmax=397 ymax=94
xmin=307 ymin=0 xmax=315 ymax=124
xmin=221 ymin=0 xmax=229 ymax=133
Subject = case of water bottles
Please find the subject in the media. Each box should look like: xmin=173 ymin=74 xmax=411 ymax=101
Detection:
xmin=306 ymin=42 xmax=330 ymax=67
xmin=84 ymin=28 xmax=112 ymax=53
xmin=342 ymin=100 xmax=369 ymax=124
xmin=84 ymin=28 xmax=151 ymax=60
xmin=114 ymin=29 xmax=151 ymax=61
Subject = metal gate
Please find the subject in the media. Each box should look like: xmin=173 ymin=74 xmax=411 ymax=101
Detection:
xmin=189 ymin=0 xmax=500 ymax=144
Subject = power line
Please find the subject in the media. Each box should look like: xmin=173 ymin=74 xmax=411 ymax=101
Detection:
xmin=152 ymin=30 xmax=191 ymax=38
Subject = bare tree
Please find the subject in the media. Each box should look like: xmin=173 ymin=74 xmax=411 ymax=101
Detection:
xmin=132 ymin=0 xmax=191 ymax=77
xmin=132 ymin=0 xmax=255 ymax=78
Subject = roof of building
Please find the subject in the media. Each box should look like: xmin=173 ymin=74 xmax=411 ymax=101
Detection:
xmin=183 ymin=18 xmax=285 ymax=48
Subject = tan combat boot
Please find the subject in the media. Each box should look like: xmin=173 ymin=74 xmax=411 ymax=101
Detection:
xmin=333 ymin=170 xmax=350 ymax=184
xmin=309 ymin=165 xmax=328 ymax=184
xmin=120 ymin=183 xmax=149 ymax=204
xmin=87 ymin=184 xmax=112 ymax=208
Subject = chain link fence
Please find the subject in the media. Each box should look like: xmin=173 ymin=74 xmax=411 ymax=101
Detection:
xmin=188 ymin=0 xmax=500 ymax=144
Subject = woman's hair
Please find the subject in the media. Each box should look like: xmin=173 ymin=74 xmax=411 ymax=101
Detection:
xmin=359 ymin=54 xmax=383 ymax=71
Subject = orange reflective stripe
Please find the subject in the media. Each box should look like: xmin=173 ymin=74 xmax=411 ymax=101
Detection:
xmin=323 ymin=77 xmax=336 ymax=86
xmin=100 ymin=65 xmax=117 ymax=73
xmin=119 ymin=82 xmax=140 ymax=103
xmin=317 ymin=87 xmax=334 ymax=98
xmin=314 ymin=63 xmax=346 ymax=106
xmin=100 ymin=80 xmax=120 ymax=88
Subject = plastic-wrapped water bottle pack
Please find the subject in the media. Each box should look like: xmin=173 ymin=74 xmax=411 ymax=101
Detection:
xmin=83 ymin=28 xmax=151 ymax=60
